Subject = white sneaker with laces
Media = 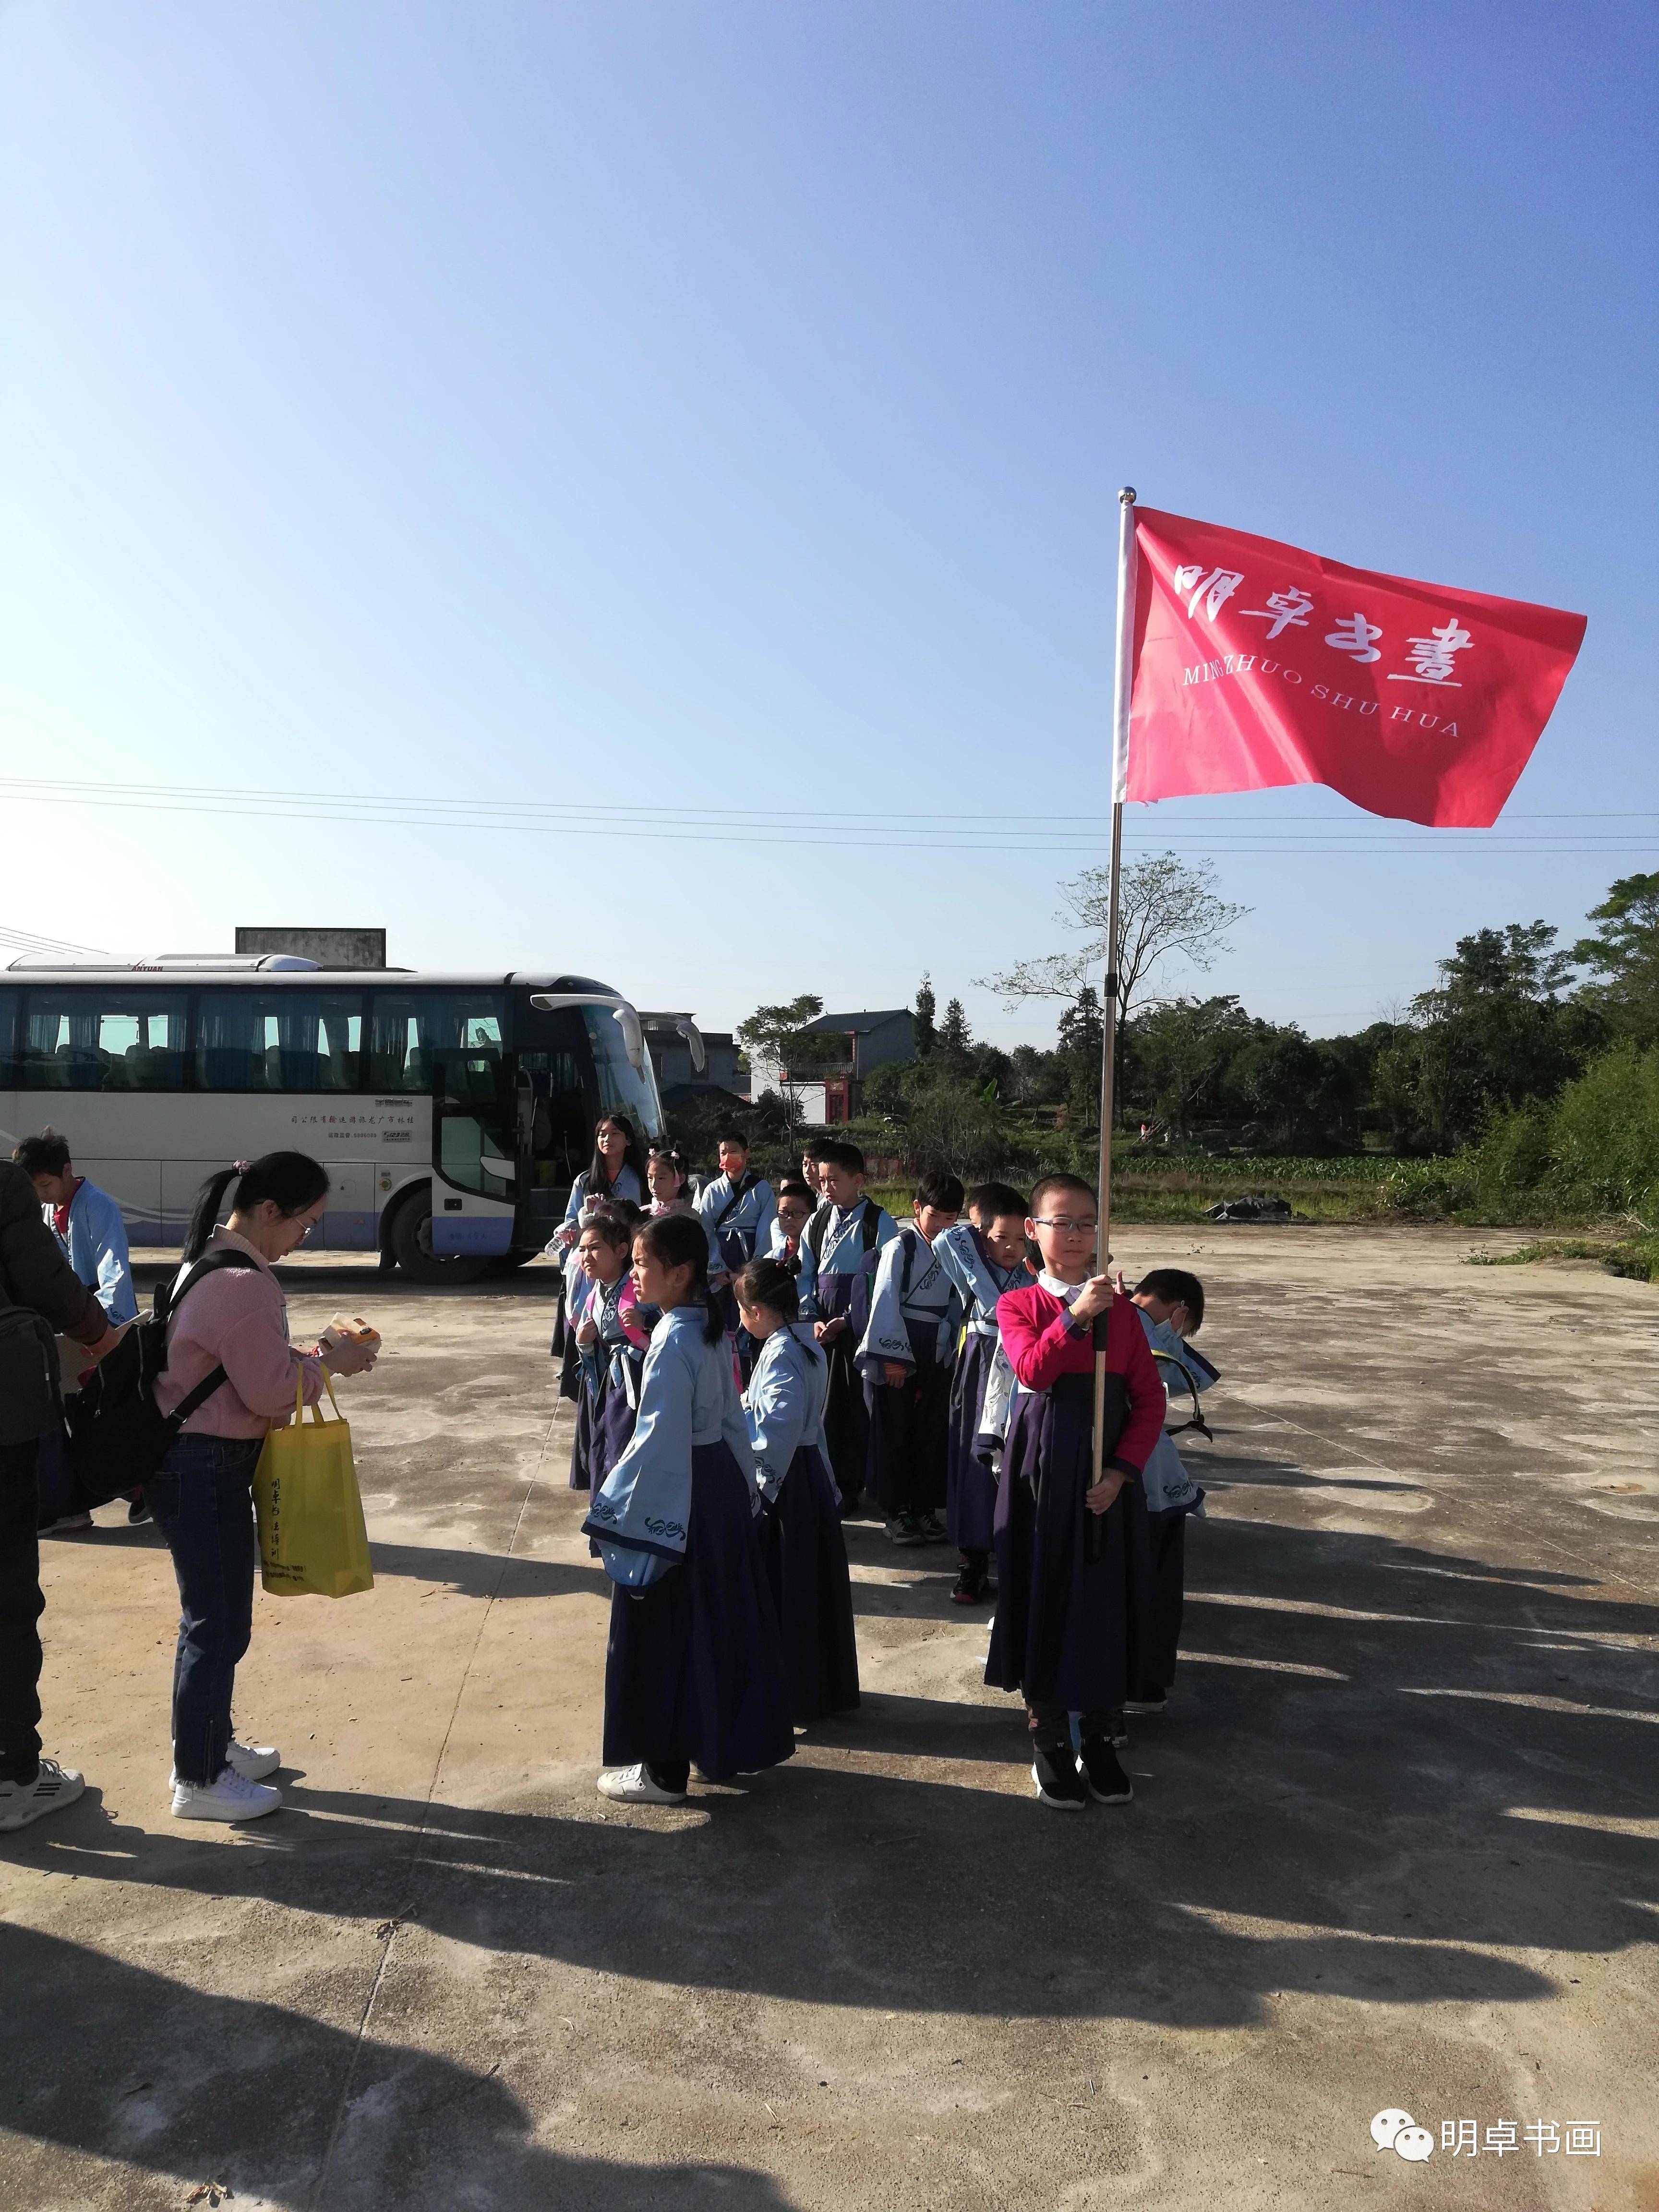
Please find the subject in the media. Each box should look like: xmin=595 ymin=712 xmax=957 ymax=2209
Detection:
xmin=169 ymin=1738 xmax=281 ymax=1788
xmin=171 ymin=1768 xmax=282 ymax=1822
xmin=0 ymin=1757 xmax=85 ymax=1832
xmin=596 ymin=1763 xmax=686 ymax=1804
xmin=226 ymin=1736 xmax=281 ymax=1782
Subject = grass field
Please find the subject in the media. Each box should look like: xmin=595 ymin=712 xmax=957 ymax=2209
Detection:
xmin=866 ymin=1154 xmax=1655 ymax=1276
xmin=871 ymin=1152 xmax=1396 ymax=1226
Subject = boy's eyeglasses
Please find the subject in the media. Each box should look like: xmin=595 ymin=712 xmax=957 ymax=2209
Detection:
xmin=1031 ymin=1215 xmax=1097 ymax=1235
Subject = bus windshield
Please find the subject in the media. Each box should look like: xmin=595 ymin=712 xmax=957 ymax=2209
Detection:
xmin=580 ymin=1006 xmax=664 ymax=1141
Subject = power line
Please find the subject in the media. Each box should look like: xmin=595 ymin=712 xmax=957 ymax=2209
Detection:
xmin=0 ymin=779 xmax=1652 ymax=859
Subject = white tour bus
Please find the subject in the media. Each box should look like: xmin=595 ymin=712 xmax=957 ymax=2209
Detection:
xmin=0 ymin=958 xmax=685 ymax=1282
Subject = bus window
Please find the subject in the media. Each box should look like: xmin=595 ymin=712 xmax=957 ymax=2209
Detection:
xmin=196 ymin=991 xmax=364 ymax=1091
xmin=0 ymin=989 xmax=17 ymax=1085
xmin=19 ymin=989 xmax=190 ymax=1091
xmin=368 ymin=992 xmax=505 ymax=1093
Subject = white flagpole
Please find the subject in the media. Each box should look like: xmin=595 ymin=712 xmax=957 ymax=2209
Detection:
xmin=1091 ymin=485 xmax=1138 ymax=1501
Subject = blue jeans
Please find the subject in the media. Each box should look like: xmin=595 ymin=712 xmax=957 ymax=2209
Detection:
xmin=146 ymin=1434 xmax=264 ymax=1786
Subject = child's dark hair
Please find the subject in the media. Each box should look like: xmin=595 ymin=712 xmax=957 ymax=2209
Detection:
xmin=914 ymin=1170 xmax=965 ymax=1214
xmin=734 ymin=1255 xmax=799 ymax=1322
xmin=822 ymin=1140 xmax=866 ymax=1176
xmin=13 ymin=1129 xmax=72 ymax=1178
xmin=580 ymin=1205 xmax=638 ymax=1252
xmin=184 ymin=1152 xmax=330 ymax=1263
xmin=647 ymin=1142 xmax=687 ymax=1180
xmin=1135 ymin=1267 xmax=1205 ymax=1333
xmin=716 ymin=1127 xmax=750 ymax=1152
xmin=636 ymin=1210 xmax=724 ymax=1344
xmin=969 ymin=1177 xmax=1035 ymax=1230
xmin=777 ymin=1178 xmax=815 ymax=1205
xmin=589 ymin=1114 xmax=648 ymax=1196
xmin=966 ymin=1179 xmax=1027 ymax=1226
xmin=1028 ymin=1172 xmax=1095 ymax=1216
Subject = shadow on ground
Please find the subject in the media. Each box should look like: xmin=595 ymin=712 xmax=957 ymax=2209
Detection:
xmin=0 ymin=1927 xmax=798 ymax=2211
xmin=10 ymin=1442 xmax=1658 ymax=2205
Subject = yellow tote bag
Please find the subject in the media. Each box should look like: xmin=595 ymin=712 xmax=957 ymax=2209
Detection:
xmin=253 ymin=1372 xmax=375 ymax=1599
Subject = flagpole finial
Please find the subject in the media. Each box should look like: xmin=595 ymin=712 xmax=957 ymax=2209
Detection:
xmin=1119 ymin=486 xmax=1137 ymax=505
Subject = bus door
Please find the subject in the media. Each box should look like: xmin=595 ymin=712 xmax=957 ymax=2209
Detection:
xmin=428 ymin=1038 xmax=517 ymax=1256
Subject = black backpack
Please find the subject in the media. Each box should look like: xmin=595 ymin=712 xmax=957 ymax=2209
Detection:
xmin=803 ymin=1198 xmax=888 ymax=1267
xmin=65 ymin=1250 xmax=261 ymax=1504
xmin=0 ymin=1302 xmax=61 ymax=1449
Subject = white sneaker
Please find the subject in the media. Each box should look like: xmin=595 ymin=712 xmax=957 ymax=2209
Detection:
xmin=596 ymin=1763 xmax=686 ymax=1804
xmin=226 ymin=1736 xmax=280 ymax=1782
xmin=0 ymin=1757 xmax=85 ymax=1832
xmin=171 ymin=1769 xmax=282 ymax=1822
xmin=169 ymin=1738 xmax=280 ymax=1788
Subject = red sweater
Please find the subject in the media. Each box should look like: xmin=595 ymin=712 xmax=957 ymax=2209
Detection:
xmin=995 ymin=1283 xmax=1166 ymax=1478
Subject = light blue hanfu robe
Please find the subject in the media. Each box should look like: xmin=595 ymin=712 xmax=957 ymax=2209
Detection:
xmin=47 ymin=1178 xmax=137 ymax=1325
xmin=932 ymin=1221 xmax=1032 ymax=1482
xmin=582 ymin=1307 xmax=760 ymax=1587
xmin=794 ymin=1197 xmax=898 ymax=1325
xmin=743 ymin=1322 xmax=830 ymax=1503
xmin=854 ymin=1223 xmax=959 ymax=1381
xmin=741 ymin=1322 xmax=859 ymax=1718
xmin=586 ymin=1306 xmax=795 ymax=1777
xmin=696 ymin=1170 xmax=778 ymax=1283
xmin=558 ymin=1163 xmax=644 ymax=1238
xmin=793 ymin=1194 xmax=899 ymax=1503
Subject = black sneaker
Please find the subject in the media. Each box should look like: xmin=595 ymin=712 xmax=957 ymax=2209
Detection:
xmin=1030 ymin=1731 xmax=1088 ymax=1811
xmin=1078 ymin=1735 xmax=1134 ymax=1804
xmin=919 ymin=1512 xmax=949 ymax=1543
xmin=1123 ymin=1687 xmax=1166 ymax=1715
xmin=951 ymin=1563 xmax=989 ymax=1605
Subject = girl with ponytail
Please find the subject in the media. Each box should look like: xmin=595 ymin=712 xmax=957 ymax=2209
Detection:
xmin=735 ymin=1258 xmax=860 ymax=1725
xmin=150 ymin=1154 xmax=382 ymax=1827
xmin=581 ymin=1212 xmax=793 ymax=1805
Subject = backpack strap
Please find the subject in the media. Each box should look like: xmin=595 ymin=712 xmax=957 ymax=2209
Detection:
xmin=861 ymin=1201 xmax=886 ymax=1256
xmin=803 ymin=1202 xmax=832 ymax=1262
xmin=158 ymin=1250 xmax=264 ymax=1422
xmin=712 ymin=1170 xmax=758 ymax=1234
xmin=156 ymin=1247 xmax=262 ymax=1325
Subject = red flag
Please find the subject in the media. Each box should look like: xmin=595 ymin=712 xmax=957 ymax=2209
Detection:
xmin=1124 ymin=507 xmax=1586 ymax=827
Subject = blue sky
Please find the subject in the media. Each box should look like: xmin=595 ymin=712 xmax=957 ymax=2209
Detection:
xmin=3 ymin=2 xmax=1654 ymax=1047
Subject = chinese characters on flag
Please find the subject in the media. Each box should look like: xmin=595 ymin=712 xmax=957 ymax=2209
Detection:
xmin=1124 ymin=508 xmax=1587 ymax=826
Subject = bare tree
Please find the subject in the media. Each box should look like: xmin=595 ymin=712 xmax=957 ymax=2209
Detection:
xmin=976 ymin=851 xmax=1249 ymax=1028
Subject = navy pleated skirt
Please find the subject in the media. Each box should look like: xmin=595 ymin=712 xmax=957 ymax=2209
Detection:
xmin=602 ymin=1441 xmax=796 ymax=1782
xmin=759 ymin=1444 xmax=861 ymax=1724
xmin=985 ymin=1371 xmax=1153 ymax=1713
xmin=946 ymin=1332 xmax=1001 ymax=1552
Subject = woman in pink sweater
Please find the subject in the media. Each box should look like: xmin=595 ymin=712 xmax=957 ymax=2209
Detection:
xmin=150 ymin=1154 xmax=378 ymax=1824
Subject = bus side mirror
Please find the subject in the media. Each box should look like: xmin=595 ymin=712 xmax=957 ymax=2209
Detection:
xmin=676 ymin=1018 xmax=707 ymax=1075
xmin=614 ymin=1004 xmax=646 ymax=1077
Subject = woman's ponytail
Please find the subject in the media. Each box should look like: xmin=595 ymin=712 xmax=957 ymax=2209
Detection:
xmin=183 ymin=1167 xmax=242 ymax=1263
xmin=183 ymin=1150 xmax=330 ymax=1263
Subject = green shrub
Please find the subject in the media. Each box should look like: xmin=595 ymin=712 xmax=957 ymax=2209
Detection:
xmin=1468 ymin=1102 xmax=1553 ymax=1206
xmin=1381 ymin=1155 xmax=1479 ymax=1217
xmin=1546 ymin=1040 xmax=1659 ymax=1215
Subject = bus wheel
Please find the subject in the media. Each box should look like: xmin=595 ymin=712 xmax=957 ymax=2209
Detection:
xmin=388 ymin=1190 xmax=491 ymax=1286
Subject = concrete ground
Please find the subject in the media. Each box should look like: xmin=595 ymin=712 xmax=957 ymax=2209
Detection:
xmin=2 ymin=1226 xmax=1656 ymax=2211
